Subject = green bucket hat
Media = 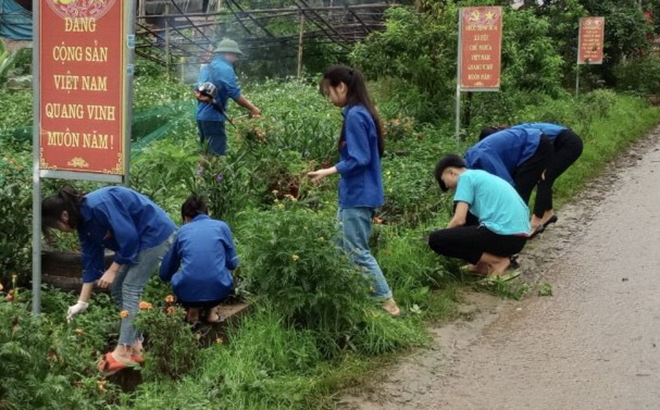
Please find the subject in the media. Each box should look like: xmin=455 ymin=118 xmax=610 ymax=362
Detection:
xmin=214 ymin=38 xmax=244 ymax=56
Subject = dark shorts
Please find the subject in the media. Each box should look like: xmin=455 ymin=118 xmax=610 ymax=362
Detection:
xmin=179 ymin=299 xmax=224 ymax=309
xmin=197 ymin=120 xmax=227 ymax=156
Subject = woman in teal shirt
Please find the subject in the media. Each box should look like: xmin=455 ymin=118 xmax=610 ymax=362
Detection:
xmin=428 ymin=154 xmax=530 ymax=277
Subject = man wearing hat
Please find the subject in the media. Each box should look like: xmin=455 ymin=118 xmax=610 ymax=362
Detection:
xmin=195 ymin=38 xmax=261 ymax=157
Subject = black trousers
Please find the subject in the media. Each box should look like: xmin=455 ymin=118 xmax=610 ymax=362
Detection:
xmin=533 ymin=130 xmax=583 ymax=217
xmin=513 ymin=136 xmax=554 ymax=204
xmin=428 ymin=225 xmax=527 ymax=265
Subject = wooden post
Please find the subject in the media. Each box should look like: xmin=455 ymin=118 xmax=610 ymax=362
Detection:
xmin=297 ymin=12 xmax=305 ymax=79
xmin=165 ymin=4 xmax=171 ymax=79
xmin=138 ymin=0 xmax=146 ymax=25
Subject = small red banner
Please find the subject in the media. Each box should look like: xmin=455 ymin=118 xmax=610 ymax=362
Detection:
xmin=459 ymin=6 xmax=503 ymax=91
xmin=39 ymin=0 xmax=126 ymax=175
xmin=578 ymin=17 xmax=605 ymax=65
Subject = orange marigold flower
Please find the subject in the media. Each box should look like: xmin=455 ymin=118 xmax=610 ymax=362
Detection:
xmin=166 ymin=307 xmax=175 ymax=315
xmin=120 ymin=310 xmax=129 ymax=319
xmin=139 ymin=301 xmax=153 ymax=310
xmin=165 ymin=295 xmax=175 ymax=303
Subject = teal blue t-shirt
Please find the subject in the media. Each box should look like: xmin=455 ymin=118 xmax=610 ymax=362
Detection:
xmin=453 ymin=170 xmax=531 ymax=236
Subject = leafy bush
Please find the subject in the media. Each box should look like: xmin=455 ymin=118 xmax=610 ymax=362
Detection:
xmin=0 ymin=153 xmax=31 ymax=282
xmin=0 ymin=290 xmax=119 ymax=409
xmin=239 ymin=200 xmax=370 ymax=352
xmin=134 ymin=304 xmax=199 ymax=381
xmin=615 ymin=56 xmax=660 ymax=96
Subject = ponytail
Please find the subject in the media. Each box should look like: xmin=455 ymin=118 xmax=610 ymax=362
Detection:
xmin=320 ymin=65 xmax=385 ymax=158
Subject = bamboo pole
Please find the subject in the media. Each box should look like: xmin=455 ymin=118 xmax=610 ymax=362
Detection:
xmin=297 ymin=12 xmax=305 ymax=79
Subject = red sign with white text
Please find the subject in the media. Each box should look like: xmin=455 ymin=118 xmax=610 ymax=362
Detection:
xmin=459 ymin=6 xmax=503 ymax=91
xmin=39 ymin=0 xmax=126 ymax=175
xmin=578 ymin=17 xmax=605 ymax=65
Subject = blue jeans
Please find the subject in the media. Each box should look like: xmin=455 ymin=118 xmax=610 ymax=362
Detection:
xmin=111 ymin=233 xmax=175 ymax=345
xmin=197 ymin=120 xmax=227 ymax=156
xmin=338 ymin=207 xmax=393 ymax=300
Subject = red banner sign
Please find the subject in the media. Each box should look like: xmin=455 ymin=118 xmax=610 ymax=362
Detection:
xmin=39 ymin=0 xmax=126 ymax=175
xmin=578 ymin=17 xmax=605 ymax=65
xmin=459 ymin=6 xmax=503 ymax=91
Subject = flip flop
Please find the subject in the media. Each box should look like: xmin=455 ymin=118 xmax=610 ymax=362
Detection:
xmin=97 ymin=353 xmax=137 ymax=377
xmin=543 ymin=215 xmax=559 ymax=229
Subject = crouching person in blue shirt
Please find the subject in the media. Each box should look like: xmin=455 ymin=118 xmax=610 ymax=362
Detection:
xmin=42 ymin=186 xmax=176 ymax=375
xmin=428 ymin=154 xmax=531 ymax=279
xmin=159 ymin=195 xmax=238 ymax=324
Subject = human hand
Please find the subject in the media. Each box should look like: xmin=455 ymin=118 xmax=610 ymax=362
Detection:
xmin=66 ymin=300 xmax=89 ymax=322
xmin=249 ymin=107 xmax=261 ymax=118
xmin=97 ymin=268 xmax=117 ymax=289
xmin=307 ymin=168 xmax=333 ymax=182
xmin=195 ymin=91 xmax=212 ymax=103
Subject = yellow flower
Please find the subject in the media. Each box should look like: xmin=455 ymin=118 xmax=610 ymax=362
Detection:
xmin=292 ymin=254 xmax=300 ymax=262
xmin=120 ymin=310 xmax=129 ymax=319
xmin=97 ymin=379 xmax=107 ymax=393
xmin=278 ymin=204 xmax=284 ymax=210
xmin=165 ymin=295 xmax=175 ymax=303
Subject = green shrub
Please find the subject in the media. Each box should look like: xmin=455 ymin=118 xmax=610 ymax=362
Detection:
xmin=239 ymin=201 xmax=370 ymax=351
xmin=0 ymin=153 xmax=31 ymax=282
xmin=134 ymin=305 xmax=199 ymax=381
xmin=615 ymin=56 xmax=660 ymax=96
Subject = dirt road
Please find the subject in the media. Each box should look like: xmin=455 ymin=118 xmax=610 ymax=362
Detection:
xmin=340 ymin=131 xmax=660 ymax=410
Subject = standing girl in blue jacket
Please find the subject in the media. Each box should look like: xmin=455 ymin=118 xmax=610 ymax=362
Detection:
xmin=159 ymin=195 xmax=239 ymax=324
xmin=42 ymin=186 xmax=176 ymax=375
xmin=307 ymin=65 xmax=399 ymax=316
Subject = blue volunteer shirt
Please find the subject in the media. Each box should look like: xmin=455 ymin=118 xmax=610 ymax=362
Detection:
xmin=78 ymin=187 xmax=176 ymax=283
xmin=454 ymin=170 xmax=531 ymax=236
xmin=512 ymin=122 xmax=568 ymax=142
xmin=159 ymin=215 xmax=238 ymax=303
xmin=335 ymin=104 xmax=384 ymax=209
xmin=464 ymin=127 xmax=541 ymax=186
xmin=196 ymin=54 xmax=242 ymax=122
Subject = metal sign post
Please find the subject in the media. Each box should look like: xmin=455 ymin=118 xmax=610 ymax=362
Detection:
xmin=455 ymin=6 xmax=503 ymax=147
xmin=576 ymin=16 xmax=605 ymax=98
xmin=31 ymin=0 xmax=135 ymax=314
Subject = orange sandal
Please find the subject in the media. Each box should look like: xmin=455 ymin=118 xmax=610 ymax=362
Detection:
xmin=97 ymin=353 xmax=137 ymax=376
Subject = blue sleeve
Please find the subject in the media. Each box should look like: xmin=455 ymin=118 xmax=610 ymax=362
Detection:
xmin=222 ymin=225 xmax=240 ymax=271
xmin=214 ymin=65 xmax=241 ymax=101
xmin=453 ymin=174 xmax=475 ymax=205
xmin=159 ymin=236 xmax=180 ymax=282
xmin=471 ymin=154 xmax=514 ymax=186
xmin=197 ymin=65 xmax=210 ymax=86
xmin=335 ymin=112 xmax=371 ymax=174
xmin=79 ymin=225 xmax=106 ymax=283
xmin=94 ymin=206 xmax=140 ymax=265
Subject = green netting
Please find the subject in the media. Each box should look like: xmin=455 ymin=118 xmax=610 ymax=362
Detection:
xmin=0 ymin=100 xmax=195 ymax=157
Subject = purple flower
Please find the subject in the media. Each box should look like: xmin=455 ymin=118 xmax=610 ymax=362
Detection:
xmin=196 ymin=167 xmax=204 ymax=175
xmin=215 ymin=173 xmax=224 ymax=182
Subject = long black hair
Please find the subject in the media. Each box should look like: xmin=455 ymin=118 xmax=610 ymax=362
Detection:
xmin=320 ymin=65 xmax=385 ymax=157
xmin=42 ymin=186 xmax=86 ymax=231
xmin=181 ymin=195 xmax=208 ymax=221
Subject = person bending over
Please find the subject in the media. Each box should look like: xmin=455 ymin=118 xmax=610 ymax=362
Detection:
xmin=428 ymin=154 xmax=531 ymax=278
